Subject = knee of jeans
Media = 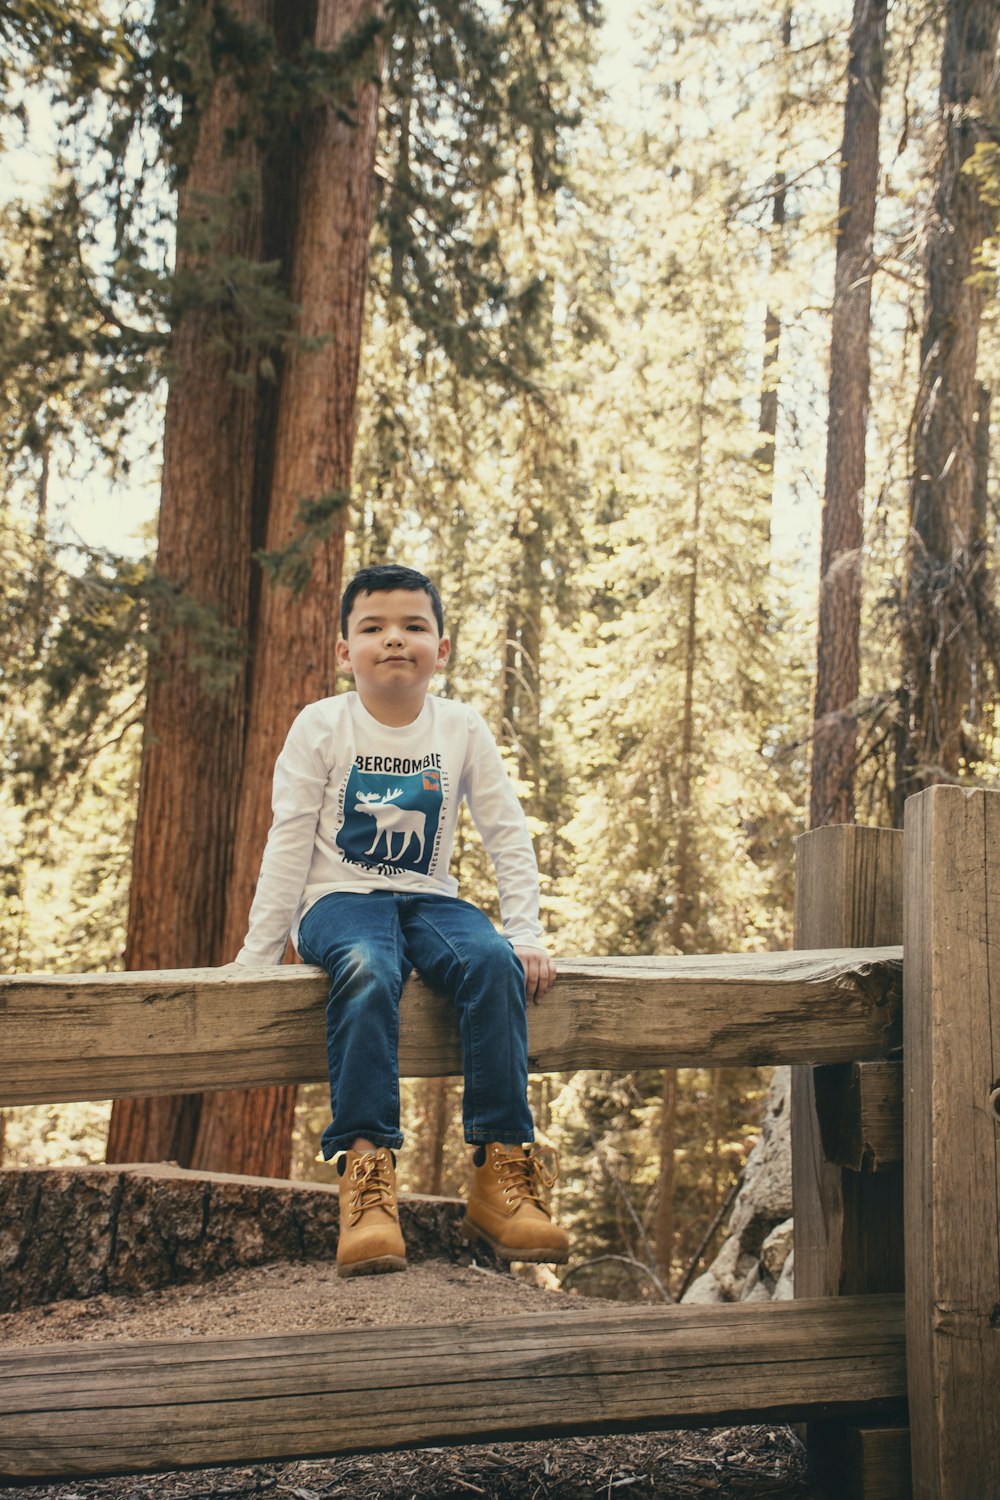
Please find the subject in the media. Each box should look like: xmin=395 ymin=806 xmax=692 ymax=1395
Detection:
xmin=465 ymin=939 xmax=524 ymax=992
xmin=329 ymin=948 xmax=404 ymax=1008
xmin=332 ymin=942 xmax=391 ymax=995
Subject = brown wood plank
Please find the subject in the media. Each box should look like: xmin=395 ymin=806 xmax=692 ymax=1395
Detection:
xmin=0 ymin=948 xmax=902 ymax=1106
xmin=813 ymin=1060 xmax=902 ymax=1171
xmin=807 ymin=1423 xmax=911 ymax=1499
xmin=904 ymin=787 xmax=1000 ymax=1500
xmin=0 ymin=1295 xmax=906 ymax=1479
xmin=792 ymin=825 xmax=907 ymax=1500
xmin=792 ymin=827 xmax=904 ymax=1299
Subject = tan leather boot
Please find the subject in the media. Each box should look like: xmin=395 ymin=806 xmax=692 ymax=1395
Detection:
xmin=463 ymin=1142 xmax=570 ymax=1263
xmin=337 ymin=1147 xmax=407 ymax=1277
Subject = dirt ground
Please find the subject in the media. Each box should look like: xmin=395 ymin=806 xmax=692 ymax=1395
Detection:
xmin=2 ymin=1257 xmax=822 ymax=1499
xmin=0 ymin=1429 xmax=818 ymax=1500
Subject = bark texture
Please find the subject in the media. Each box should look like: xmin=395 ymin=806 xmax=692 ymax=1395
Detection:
xmin=810 ymin=0 xmax=887 ymax=830
xmin=501 ymin=499 xmax=545 ymax=793
xmin=896 ymin=0 xmax=1000 ymax=816
xmin=106 ymin=0 xmax=270 ymax=1165
xmin=0 ymin=1164 xmax=496 ymax=1311
xmin=191 ymin=0 xmax=387 ymax=1176
xmin=109 ymin=2 xmax=387 ymax=1175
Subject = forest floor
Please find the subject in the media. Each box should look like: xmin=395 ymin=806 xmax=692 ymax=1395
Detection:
xmin=2 ymin=1258 xmax=822 ymax=1500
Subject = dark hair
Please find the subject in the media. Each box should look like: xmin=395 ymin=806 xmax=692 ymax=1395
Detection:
xmin=339 ymin=564 xmax=444 ymax=637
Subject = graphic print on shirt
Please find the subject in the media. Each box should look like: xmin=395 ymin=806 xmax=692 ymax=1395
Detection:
xmin=336 ymin=763 xmax=444 ymax=876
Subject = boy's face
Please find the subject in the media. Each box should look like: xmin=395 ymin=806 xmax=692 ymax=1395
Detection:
xmin=336 ymin=588 xmax=450 ymax=716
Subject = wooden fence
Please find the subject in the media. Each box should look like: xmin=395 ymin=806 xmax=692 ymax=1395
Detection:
xmin=1 ymin=785 xmax=998 ymax=1500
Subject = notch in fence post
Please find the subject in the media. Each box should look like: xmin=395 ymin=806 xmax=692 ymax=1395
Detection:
xmin=793 ymin=823 xmax=908 ymax=1498
xmin=904 ymin=787 xmax=1000 ymax=1500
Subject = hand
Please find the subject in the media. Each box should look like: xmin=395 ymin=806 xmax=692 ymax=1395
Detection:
xmin=515 ymin=948 xmax=557 ymax=1004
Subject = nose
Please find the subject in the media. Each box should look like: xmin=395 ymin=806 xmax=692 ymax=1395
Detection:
xmin=383 ymin=625 xmax=404 ymax=647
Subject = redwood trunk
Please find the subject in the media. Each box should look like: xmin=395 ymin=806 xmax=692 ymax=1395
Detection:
xmin=190 ymin=0 xmax=387 ymax=1176
xmin=809 ymin=0 xmax=886 ymax=830
xmin=107 ymin=0 xmax=269 ymax=1165
xmin=897 ymin=0 xmax=1000 ymax=816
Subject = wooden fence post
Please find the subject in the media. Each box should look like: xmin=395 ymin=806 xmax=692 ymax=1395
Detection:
xmin=904 ymin=787 xmax=1000 ymax=1500
xmin=793 ymin=823 xmax=909 ymax=1498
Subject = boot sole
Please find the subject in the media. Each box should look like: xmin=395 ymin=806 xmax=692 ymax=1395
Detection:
xmin=337 ymin=1254 xmax=408 ymax=1278
xmin=461 ymin=1214 xmax=569 ymax=1265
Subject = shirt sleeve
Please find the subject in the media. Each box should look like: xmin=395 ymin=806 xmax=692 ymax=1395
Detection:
xmin=462 ymin=710 xmax=547 ymax=952
xmin=233 ymin=708 xmax=330 ymax=966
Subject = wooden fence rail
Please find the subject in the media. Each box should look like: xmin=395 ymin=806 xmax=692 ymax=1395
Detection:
xmin=0 ymin=947 xmax=901 ymax=1106
xmin=0 ymin=1296 xmax=906 ymax=1480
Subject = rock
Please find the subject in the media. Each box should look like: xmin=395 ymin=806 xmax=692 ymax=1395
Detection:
xmin=773 ymin=1248 xmax=795 ymax=1300
xmin=0 ymin=1164 xmax=499 ymax=1310
xmin=760 ymin=1217 xmax=793 ymax=1280
xmin=739 ymin=1262 xmax=761 ymax=1299
xmin=681 ymin=1068 xmax=794 ymax=1306
xmin=681 ymin=1268 xmax=722 ymax=1303
xmin=740 ymin=1265 xmax=774 ymax=1302
xmin=710 ymin=1232 xmax=759 ymax=1300
xmin=726 ymin=1068 xmax=792 ymax=1256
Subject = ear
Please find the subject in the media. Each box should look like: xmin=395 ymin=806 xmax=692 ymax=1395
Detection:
xmin=436 ymin=635 xmax=451 ymax=669
xmin=335 ymin=637 xmax=353 ymax=674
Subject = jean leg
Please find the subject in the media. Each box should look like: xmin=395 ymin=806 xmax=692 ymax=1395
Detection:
xmin=297 ymin=892 xmax=410 ymax=1158
xmin=401 ymin=896 xmax=534 ymax=1146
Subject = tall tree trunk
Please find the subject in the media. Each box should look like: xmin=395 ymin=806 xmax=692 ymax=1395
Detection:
xmin=671 ymin=374 xmax=705 ymax=953
xmin=499 ymin=72 xmax=558 ymax=830
xmin=654 ymin=374 xmax=706 ymax=1286
xmin=190 ymin=0 xmax=386 ymax=1176
xmin=755 ymin=6 xmax=792 ymax=536
xmin=809 ymin=0 xmax=887 ymax=830
xmin=653 ymin=1067 xmax=677 ymax=1287
xmin=425 ymin=1078 xmax=450 ymax=1196
xmin=708 ymin=1066 xmax=722 ymax=1214
xmin=973 ymin=382 xmax=991 ymax=547
xmin=895 ymin=0 xmax=1000 ymax=821
xmin=106 ymin=0 xmax=269 ymax=1165
xmin=501 ymin=497 xmax=545 ymax=795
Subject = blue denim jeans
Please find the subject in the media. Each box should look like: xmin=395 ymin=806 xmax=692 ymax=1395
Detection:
xmin=297 ymin=891 xmax=535 ymax=1159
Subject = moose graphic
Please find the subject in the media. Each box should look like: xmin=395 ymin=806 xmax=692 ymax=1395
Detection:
xmin=355 ymin=788 xmax=427 ymax=862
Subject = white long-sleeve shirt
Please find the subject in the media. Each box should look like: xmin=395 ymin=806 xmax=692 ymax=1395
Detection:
xmin=234 ymin=691 xmax=546 ymax=965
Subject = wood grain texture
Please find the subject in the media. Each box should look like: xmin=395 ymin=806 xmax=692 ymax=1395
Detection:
xmin=0 ymin=1295 xmax=906 ymax=1479
xmin=792 ymin=825 xmax=904 ymax=1300
xmin=793 ymin=825 xmax=904 ymax=953
xmin=792 ymin=826 xmax=906 ymax=1500
xmin=904 ymin=787 xmax=1000 ymax=1500
xmin=807 ymin=1423 xmax=911 ymax=1500
xmin=0 ymin=949 xmax=902 ymax=1107
xmin=813 ymin=1061 xmax=902 ymax=1171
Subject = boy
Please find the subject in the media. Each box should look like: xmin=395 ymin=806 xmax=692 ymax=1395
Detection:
xmin=233 ymin=563 xmax=569 ymax=1276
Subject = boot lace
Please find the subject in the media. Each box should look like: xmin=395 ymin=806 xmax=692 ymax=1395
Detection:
xmin=348 ymin=1151 xmax=399 ymax=1226
xmin=493 ymin=1143 xmax=559 ymax=1217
